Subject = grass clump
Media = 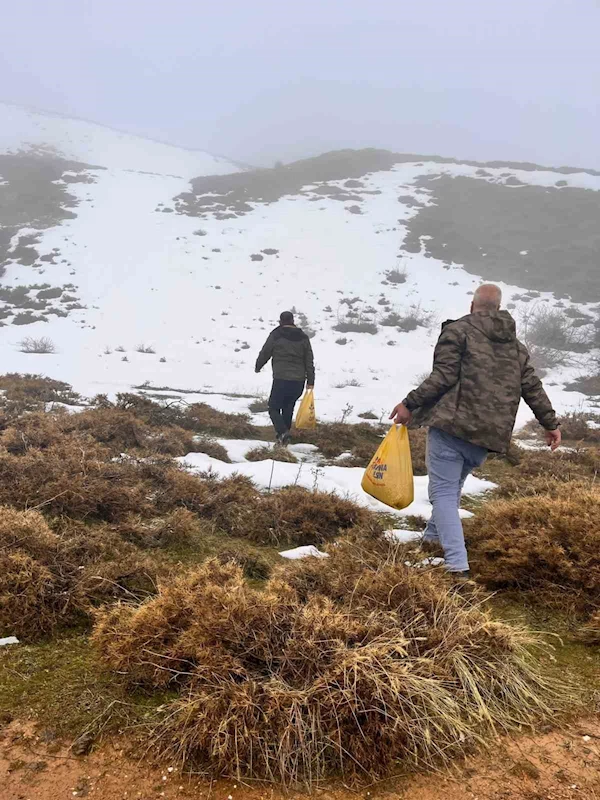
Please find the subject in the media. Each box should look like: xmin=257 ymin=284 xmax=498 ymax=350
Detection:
xmin=467 ymin=487 xmax=600 ymax=615
xmin=293 ymin=422 xmax=427 ymax=474
xmin=248 ymin=397 xmax=269 ymax=413
xmin=0 ymin=506 xmax=157 ymax=640
xmin=333 ymin=319 xmax=378 ymax=335
xmin=0 ymin=373 xmax=81 ymax=415
xmin=93 ymin=538 xmax=565 ymax=785
xmin=385 ymin=267 xmax=407 ymax=284
xmin=245 ymin=445 xmax=298 ymax=463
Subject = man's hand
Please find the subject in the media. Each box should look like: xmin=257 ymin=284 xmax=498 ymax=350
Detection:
xmin=545 ymin=428 xmax=561 ymax=451
xmin=390 ymin=402 xmax=412 ymax=425
xmin=306 ymin=385 xmax=314 ymax=391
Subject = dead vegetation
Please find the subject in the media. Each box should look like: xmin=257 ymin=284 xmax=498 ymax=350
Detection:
xmin=93 ymin=538 xmax=566 ymax=785
xmin=467 ymin=487 xmax=600 ymax=616
xmin=0 ymin=505 xmax=158 ymax=640
xmin=245 ymin=444 xmax=298 ymax=463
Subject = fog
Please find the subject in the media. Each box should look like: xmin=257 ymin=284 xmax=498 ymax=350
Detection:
xmin=1 ymin=0 xmax=598 ymax=168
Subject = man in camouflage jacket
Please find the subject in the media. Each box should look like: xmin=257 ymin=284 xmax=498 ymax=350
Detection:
xmin=391 ymin=284 xmax=561 ymax=578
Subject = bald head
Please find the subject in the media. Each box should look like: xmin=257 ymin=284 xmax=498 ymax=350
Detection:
xmin=472 ymin=284 xmax=502 ymax=313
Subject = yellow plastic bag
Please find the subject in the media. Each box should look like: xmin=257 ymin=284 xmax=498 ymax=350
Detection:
xmin=295 ymin=389 xmax=316 ymax=430
xmin=361 ymin=425 xmax=414 ymax=510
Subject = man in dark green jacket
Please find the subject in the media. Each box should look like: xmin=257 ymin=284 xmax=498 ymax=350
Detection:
xmin=255 ymin=311 xmax=315 ymax=444
xmin=390 ymin=284 xmax=561 ymax=578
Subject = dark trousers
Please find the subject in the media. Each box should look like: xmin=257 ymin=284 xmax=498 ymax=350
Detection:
xmin=268 ymin=379 xmax=305 ymax=436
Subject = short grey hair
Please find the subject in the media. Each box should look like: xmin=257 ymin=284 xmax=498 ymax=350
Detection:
xmin=473 ymin=284 xmax=502 ymax=311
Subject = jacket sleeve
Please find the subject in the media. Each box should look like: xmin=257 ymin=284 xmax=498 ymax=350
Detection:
xmin=304 ymin=338 xmax=315 ymax=385
xmin=518 ymin=342 xmax=559 ymax=430
xmin=403 ymin=325 xmax=464 ymax=411
xmin=255 ymin=333 xmax=275 ymax=372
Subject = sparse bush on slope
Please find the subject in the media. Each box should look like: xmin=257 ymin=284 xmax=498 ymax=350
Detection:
xmin=467 ymin=488 xmax=600 ymax=609
xmin=0 ymin=506 xmax=158 ymax=640
xmin=93 ymin=539 xmax=564 ymax=785
xmin=245 ymin=444 xmax=298 ymax=463
xmin=0 ymin=373 xmax=81 ymax=416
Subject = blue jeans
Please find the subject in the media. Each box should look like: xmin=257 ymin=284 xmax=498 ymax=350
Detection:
xmin=423 ymin=427 xmax=488 ymax=572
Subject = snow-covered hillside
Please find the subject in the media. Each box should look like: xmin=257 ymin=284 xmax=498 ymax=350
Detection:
xmin=0 ymin=105 xmax=598 ymax=426
xmin=0 ymin=103 xmax=239 ymax=177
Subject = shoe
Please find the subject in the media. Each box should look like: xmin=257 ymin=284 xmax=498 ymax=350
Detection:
xmin=280 ymin=431 xmax=291 ymax=447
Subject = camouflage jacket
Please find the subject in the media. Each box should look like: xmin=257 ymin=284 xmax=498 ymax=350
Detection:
xmin=256 ymin=325 xmax=315 ymax=385
xmin=402 ymin=311 xmax=558 ymax=453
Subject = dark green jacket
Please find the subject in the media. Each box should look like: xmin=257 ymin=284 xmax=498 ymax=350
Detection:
xmin=255 ymin=326 xmax=315 ymax=385
xmin=403 ymin=311 xmax=558 ymax=453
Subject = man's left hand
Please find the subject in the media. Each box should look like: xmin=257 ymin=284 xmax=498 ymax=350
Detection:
xmin=390 ymin=402 xmax=412 ymax=425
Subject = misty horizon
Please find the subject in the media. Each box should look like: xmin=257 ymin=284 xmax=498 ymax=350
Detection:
xmin=1 ymin=0 xmax=598 ymax=170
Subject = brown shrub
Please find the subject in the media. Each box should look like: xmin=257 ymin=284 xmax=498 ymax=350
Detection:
xmin=0 ymin=552 xmax=62 ymax=639
xmin=520 ymin=411 xmax=600 ymax=444
xmin=467 ymin=488 xmax=600 ymax=606
xmin=0 ymin=438 xmax=152 ymax=520
xmin=66 ymin=407 xmax=200 ymax=457
xmin=294 ymin=421 xmax=384 ymax=459
xmin=94 ymin=542 xmax=565 ymax=784
xmin=576 ymin=611 xmax=600 ymax=645
xmin=145 ymin=467 xmax=373 ymax=546
xmin=115 ymin=508 xmax=200 ymax=549
xmin=191 ymin=437 xmax=230 ymax=461
xmin=183 ymin=403 xmax=260 ymax=439
xmin=245 ymin=445 xmax=298 ymax=463
xmin=216 ymin=549 xmax=272 ymax=580
xmin=0 ymin=412 xmax=67 ymax=454
xmin=492 ymin=448 xmax=600 ymax=497
xmin=0 ymin=373 xmax=81 ymax=416
xmin=0 ymin=505 xmax=160 ymax=640
xmin=0 ymin=504 xmax=61 ymax=561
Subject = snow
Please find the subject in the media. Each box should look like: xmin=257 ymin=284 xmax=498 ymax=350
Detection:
xmin=385 ymin=529 xmax=422 ymax=543
xmin=0 ymin=105 xmax=596 ymax=428
xmin=178 ymin=451 xmax=495 ymax=518
xmin=0 ymin=636 xmax=19 ymax=647
xmin=0 ymin=103 xmax=239 ymax=178
xmin=215 ymin=439 xmax=320 ymax=463
xmin=279 ymin=545 xmax=328 ymax=560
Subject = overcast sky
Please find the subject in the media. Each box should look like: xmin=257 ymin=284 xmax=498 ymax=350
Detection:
xmin=1 ymin=0 xmax=598 ymax=168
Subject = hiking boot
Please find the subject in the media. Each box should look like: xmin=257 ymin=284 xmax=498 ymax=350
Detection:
xmin=280 ymin=431 xmax=291 ymax=447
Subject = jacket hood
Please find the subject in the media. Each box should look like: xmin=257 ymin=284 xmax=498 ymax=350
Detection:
xmin=465 ymin=310 xmax=517 ymax=343
xmin=274 ymin=325 xmax=307 ymax=342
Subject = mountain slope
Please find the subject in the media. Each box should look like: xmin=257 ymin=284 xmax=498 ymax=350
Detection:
xmin=0 ymin=107 xmax=598 ymax=425
xmin=0 ymin=103 xmax=239 ymax=177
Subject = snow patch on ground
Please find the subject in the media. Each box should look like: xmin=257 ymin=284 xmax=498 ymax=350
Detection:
xmin=178 ymin=451 xmax=495 ymax=518
xmin=279 ymin=545 xmax=329 ymax=560
xmin=215 ymin=439 xmax=320 ymax=464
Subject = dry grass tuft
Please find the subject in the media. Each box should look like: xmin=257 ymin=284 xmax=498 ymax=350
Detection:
xmin=0 ymin=506 xmax=159 ymax=639
xmin=245 ymin=445 xmax=298 ymax=463
xmin=467 ymin=487 xmax=600 ymax=609
xmin=94 ymin=538 xmax=566 ymax=785
xmin=576 ymin=611 xmax=600 ymax=645
xmin=184 ymin=403 xmax=260 ymax=439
